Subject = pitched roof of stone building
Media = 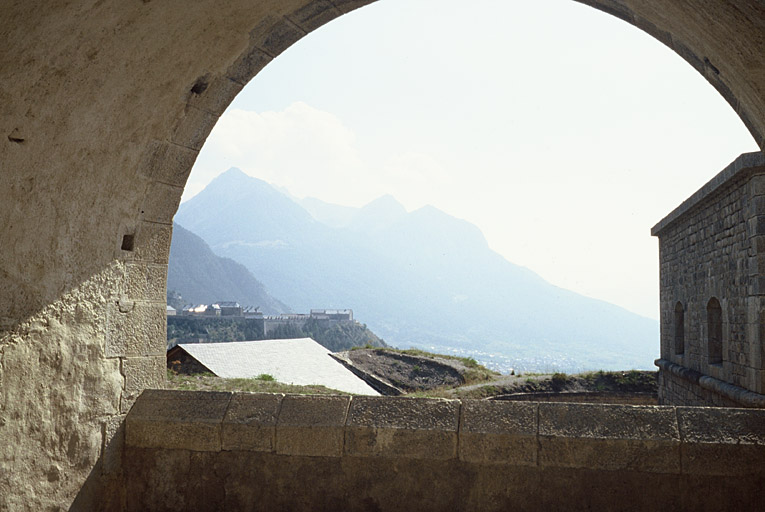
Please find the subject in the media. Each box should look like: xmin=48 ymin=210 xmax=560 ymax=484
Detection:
xmin=176 ymin=338 xmax=379 ymax=396
xmin=215 ymin=301 xmax=240 ymax=308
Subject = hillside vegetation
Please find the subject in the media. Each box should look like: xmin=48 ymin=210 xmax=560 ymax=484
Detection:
xmin=166 ymin=370 xmax=347 ymax=395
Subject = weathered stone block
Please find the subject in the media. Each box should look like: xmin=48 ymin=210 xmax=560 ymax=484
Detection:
xmin=288 ymin=0 xmax=342 ymax=33
xmin=140 ymin=181 xmax=184 ymax=225
xmin=227 ymin=46 xmax=272 ymax=85
xmin=276 ymin=395 xmax=349 ymax=457
xmin=331 ymin=0 xmax=376 ymax=14
xmin=459 ymin=400 xmax=537 ymax=466
xmin=125 ymin=263 xmax=167 ymax=302
xmin=222 ymin=393 xmax=283 ymax=452
xmin=105 ymin=301 xmax=166 ymax=358
xmin=102 ymin=415 xmax=126 ymax=476
xmin=186 ymin=75 xmax=243 ymax=116
xmin=123 ymin=447 xmax=192 ymax=511
xmin=678 ymin=406 xmax=765 ymax=475
xmin=538 ymin=403 xmax=680 ymax=473
xmin=170 ymin=105 xmax=219 ymax=151
xmin=121 ymin=356 xmax=166 ymax=413
xmin=138 ymin=140 xmax=199 ymax=187
xmin=753 ymin=235 xmax=765 ymax=253
xmin=632 ymin=15 xmax=672 ymax=48
xmin=249 ymin=15 xmax=305 ymax=57
xmin=345 ymin=397 xmax=459 ymax=460
xmin=132 ymin=221 xmax=172 ymax=264
xmin=749 ymin=173 xmax=765 ymax=197
xmin=126 ymin=389 xmax=232 ymax=451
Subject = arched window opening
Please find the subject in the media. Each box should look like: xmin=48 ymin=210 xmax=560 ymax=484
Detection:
xmin=673 ymin=302 xmax=684 ymax=355
xmin=707 ymin=298 xmax=723 ymax=365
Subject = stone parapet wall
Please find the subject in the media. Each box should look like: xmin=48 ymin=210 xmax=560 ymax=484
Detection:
xmin=114 ymin=390 xmax=765 ymax=511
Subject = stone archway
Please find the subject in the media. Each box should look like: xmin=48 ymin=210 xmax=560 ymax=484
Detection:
xmin=1 ymin=1 xmax=765 ymax=508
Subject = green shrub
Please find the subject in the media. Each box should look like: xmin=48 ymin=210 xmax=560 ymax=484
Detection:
xmin=551 ymin=372 xmax=568 ymax=385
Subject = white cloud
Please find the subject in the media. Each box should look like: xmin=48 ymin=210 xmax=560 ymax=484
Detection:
xmin=187 ymin=102 xmax=377 ymax=205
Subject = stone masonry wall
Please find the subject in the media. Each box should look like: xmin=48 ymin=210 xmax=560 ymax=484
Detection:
xmin=658 ymin=364 xmax=741 ymax=407
xmin=653 ymin=152 xmax=765 ymax=404
xmin=120 ymin=390 xmax=765 ymax=512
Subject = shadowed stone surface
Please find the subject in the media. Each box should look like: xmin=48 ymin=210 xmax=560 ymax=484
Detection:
xmin=276 ymin=395 xmax=350 ymax=457
xmin=119 ymin=391 xmax=765 ymax=511
xmin=345 ymin=396 xmax=459 ymax=459
xmin=126 ymin=390 xmax=232 ymax=451
xmin=222 ymin=393 xmax=283 ymax=452
xmin=459 ymin=400 xmax=538 ymax=466
xmin=538 ymin=403 xmax=681 ymax=473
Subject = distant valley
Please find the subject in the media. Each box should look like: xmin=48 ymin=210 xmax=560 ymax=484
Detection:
xmin=170 ymin=168 xmax=659 ymax=373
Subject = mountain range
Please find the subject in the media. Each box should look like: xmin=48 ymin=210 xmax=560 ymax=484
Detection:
xmin=167 ymin=222 xmax=289 ymax=314
xmin=172 ymin=168 xmax=659 ymax=372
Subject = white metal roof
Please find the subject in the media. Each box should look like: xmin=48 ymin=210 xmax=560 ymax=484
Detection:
xmin=177 ymin=338 xmax=379 ymax=396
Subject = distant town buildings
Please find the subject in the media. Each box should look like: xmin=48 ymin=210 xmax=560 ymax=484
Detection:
xmin=173 ymin=303 xmax=351 ymax=320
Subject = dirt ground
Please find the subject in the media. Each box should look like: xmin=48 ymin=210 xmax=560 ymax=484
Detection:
xmin=343 ymin=349 xmax=657 ymax=400
xmin=344 ymin=349 xmax=469 ymax=392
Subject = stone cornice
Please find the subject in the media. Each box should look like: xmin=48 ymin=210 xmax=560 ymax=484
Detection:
xmin=651 ymin=152 xmax=765 ymax=237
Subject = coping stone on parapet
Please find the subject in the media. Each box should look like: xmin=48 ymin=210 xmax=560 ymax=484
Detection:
xmin=677 ymin=406 xmax=765 ymax=476
xmin=222 ymin=393 xmax=284 ymax=452
xmin=345 ymin=396 xmax=460 ymax=460
xmin=537 ymin=403 xmax=681 ymax=473
xmin=275 ymin=394 xmax=350 ymax=457
xmin=459 ymin=400 xmax=538 ymax=466
xmin=126 ymin=389 xmax=232 ymax=451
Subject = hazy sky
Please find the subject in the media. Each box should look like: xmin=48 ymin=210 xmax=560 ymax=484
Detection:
xmin=185 ymin=0 xmax=758 ymax=320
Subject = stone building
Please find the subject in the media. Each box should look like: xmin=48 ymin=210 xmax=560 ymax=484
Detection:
xmin=310 ymin=309 xmax=353 ymax=321
xmin=652 ymin=152 xmax=765 ymax=407
xmin=216 ymin=301 xmax=243 ymax=317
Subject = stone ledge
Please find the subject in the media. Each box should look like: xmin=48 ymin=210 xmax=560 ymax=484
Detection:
xmin=345 ymin=397 xmax=459 ymax=460
xmin=124 ymin=390 xmax=765 ymax=476
xmin=538 ymin=403 xmax=680 ymax=473
xmin=276 ymin=395 xmax=350 ymax=457
xmin=678 ymin=407 xmax=765 ymax=476
xmin=651 ymin=151 xmax=765 ymax=236
xmin=222 ymin=393 xmax=283 ymax=452
xmin=656 ymin=358 xmax=765 ymax=407
xmin=459 ymin=400 xmax=537 ymax=466
xmin=126 ymin=390 xmax=232 ymax=451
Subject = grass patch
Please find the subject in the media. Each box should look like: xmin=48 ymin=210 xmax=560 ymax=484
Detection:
xmin=166 ymin=370 xmax=350 ymax=395
xmin=374 ymin=347 xmax=500 ymax=379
